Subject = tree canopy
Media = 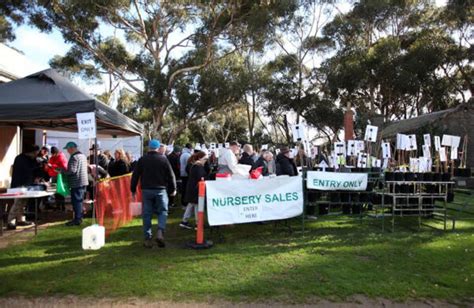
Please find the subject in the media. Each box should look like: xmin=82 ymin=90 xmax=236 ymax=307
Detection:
xmin=3 ymin=0 xmax=472 ymax=145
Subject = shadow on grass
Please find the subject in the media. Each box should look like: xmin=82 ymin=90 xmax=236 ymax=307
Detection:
xmin=0 ymin=213 xmax=473 ymax=302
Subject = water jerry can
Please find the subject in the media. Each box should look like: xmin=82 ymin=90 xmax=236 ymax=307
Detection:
xmin=82 ymin=225 xmax=105 ymax=250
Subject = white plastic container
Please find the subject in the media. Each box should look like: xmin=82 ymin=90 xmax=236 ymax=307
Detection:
xmin=82 ymin=225 xmax=105 ymax=250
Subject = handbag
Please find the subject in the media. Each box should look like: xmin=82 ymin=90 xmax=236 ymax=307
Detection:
xmin=56 ymin=173 xmax=70 ymax=197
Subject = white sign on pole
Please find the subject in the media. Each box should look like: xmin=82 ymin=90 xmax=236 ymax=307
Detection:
xmin=423 ymin=134 xmax=431 ymax=147
xmin=451 ymin=136 xmax=461 ymax=148
xmin=410 ymin=158 xmax=420 ymax=172
xmin=451 ymin=147 xmax=458 ymax=160
xmin=307 ymin=171 xmax=368 ymax=191
xmin=434 ymin=136 xmax=441 ymax=151
xmin=442 ymin=135 xmax=461 ymax=148
xmin=334 ymin=142 xmax=346 ymax=156
xmin=357 ymin=153 xmax=368 ymax=168
xmin=422 ymin=145 xmax=431 ymax=158
xmin=364 ymin=125 xmax=378 ymax=142
xmin=292 ymin=123 xmax=307 ymax=142
xmin=206 ymin=176 xmax=303 ymax=226
xmin=347 ymin=140 xmax=356 ymax=156
xmin=382 ymin=142 xmax=391 ymax=158
xmin=396 ymin=134 xmax=406 ymax=150
xmin=407 ymin=134 xmax=417 ymax=151
xmin=419 ymin=157 xmax=431 ymax=172
xmin=225 ymin=142 xmax=230 ymax=149
xmin=439 ymin=147 xmax=447 ymax=162
xmin=261 ymin=144 xmax=268 ymax=150
xmin=76 ymin=112 xmax=96 ymax=139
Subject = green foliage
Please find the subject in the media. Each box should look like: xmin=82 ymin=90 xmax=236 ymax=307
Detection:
xmin=322 ymin=0 xmax=472 ymax=121
xmin=2 ymin=0 xmax=471 ymax=143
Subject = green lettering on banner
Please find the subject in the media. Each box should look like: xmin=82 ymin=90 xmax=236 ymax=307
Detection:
xmin=265 ymin=194 xmax=271 ymax=203
xmin=227 ymin=197 xmax=234 ymax=206
xmin=248 ymin=196 xmax=254 ymax=204
xmin=212 ymin=198 xmax=219 ymax=207
xmin=292 ymin=192 xmax=298 ymax=201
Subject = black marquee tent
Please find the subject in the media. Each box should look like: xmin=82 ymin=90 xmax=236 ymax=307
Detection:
xmin=0 ymin=69 xmax=143 ymax=136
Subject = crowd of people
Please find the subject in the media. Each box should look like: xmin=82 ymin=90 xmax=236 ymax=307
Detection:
xmin=6 ymin=139 xmax=306 ymax=248
xmin=130 ymin=139 xmax=304 ymax=248
xmin=6 ymin=142 xmax=138 ymax=229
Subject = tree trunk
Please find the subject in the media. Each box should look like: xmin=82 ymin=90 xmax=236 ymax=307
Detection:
xmin=283 ymin=114 xmax=291 ymax=145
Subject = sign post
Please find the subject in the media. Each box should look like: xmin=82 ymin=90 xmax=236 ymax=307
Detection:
xmin=76 ymin=112 xmax=98 ymax=224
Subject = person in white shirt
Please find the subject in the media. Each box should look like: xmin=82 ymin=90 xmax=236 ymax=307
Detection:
xmin=218 ymin=141 xmax=241 ymax=175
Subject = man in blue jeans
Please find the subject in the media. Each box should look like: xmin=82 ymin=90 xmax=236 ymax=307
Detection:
xmin=131 ymin=139 xmax=177 ymax=248
xmin=62 ymin=142 xmax=88 ymax=226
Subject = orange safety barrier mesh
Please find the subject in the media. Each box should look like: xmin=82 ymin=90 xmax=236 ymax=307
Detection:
xmin=95 ymin=174 xmax=142 ymax=236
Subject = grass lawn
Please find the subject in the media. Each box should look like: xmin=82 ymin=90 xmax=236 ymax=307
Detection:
xmin=0 ymin=194 xmax=473 ymax=304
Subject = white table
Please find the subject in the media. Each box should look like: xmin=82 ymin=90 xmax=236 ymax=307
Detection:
xmin=0 ymin=191 xmax=55 ymax=236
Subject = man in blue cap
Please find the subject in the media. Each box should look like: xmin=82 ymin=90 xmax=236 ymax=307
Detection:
xmin=62 ymin=141 xmax=88 ymax=226
xmin=131 ymin=139 xmax=177 ymax=248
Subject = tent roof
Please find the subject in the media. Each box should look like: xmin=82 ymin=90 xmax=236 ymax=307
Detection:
xmin=0 ymin=69 xmax=143 ymax=136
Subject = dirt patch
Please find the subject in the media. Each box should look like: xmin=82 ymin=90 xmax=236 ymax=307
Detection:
xmin=0 ymin=221 xmax=63 ymax=249
xmin=0 ymin=296 xmax=467 ymax=308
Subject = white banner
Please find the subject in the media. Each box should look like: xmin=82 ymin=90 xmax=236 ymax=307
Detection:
xmin=206 ymin=176 xmax=303 ymax=226
xmin=307 ymin=171 xmax=368 ymax=191
xmin=76 ymin=112 xmax=96 ymax=139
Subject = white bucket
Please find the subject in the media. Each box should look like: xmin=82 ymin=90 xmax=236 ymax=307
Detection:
xmin=82 ymin=225 xmax=105 ymax=250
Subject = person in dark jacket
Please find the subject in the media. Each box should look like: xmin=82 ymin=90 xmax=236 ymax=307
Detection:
xmin=7 ymin=145 xmax=39 ymax=229
xmin=126 ymin=152 xmax=137 ymax=171
xmin=88 ymin=144 xmax=109 ymax=170
xmin=276 ymin=147 xmax=298 ymax=176
xmin=252 ymin=150 xmax=274 ymax=176
xmin=131 ymin=139 xmax=177 ymax=248
xmin=167 ymin=146 xmax=181 ymax=178
xmin=36 ymin=146 xmax=50 ymax=181
xmin=108 ymin=149 xmax=131 ymax=177
xmin=179 ymin=151 xmax=209 ymax=229
xmin=238 ymin=144 xmax=257 ymax=168
xmin=166 ymin=146 xmax=181 ymax=208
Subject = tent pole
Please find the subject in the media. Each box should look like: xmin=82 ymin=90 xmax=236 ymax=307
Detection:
xmin=93 ymin=136 xmax=98 ymax=225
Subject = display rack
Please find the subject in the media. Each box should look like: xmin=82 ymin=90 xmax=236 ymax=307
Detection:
xmin=374 ymin=180 xmax=454 ymax=232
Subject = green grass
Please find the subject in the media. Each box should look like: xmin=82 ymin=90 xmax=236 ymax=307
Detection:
xmin=0 ymin=195 xmax=473 ymax=304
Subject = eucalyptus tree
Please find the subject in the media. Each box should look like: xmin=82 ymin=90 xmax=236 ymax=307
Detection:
xmin=12 ymin=0 xmax=297 ymax=141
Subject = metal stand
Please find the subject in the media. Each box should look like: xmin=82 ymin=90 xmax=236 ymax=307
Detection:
xmin=377 ymin=181 xmax=452 ymax=232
